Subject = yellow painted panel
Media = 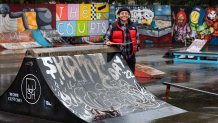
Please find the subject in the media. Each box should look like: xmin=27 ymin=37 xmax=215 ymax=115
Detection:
xmin=79 ymin=4 xmax=91 ymax=20
xmin=96 ymin=4 xmax=109 ymax=13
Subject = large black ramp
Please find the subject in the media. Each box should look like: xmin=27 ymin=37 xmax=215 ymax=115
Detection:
xmin=0 ymin=46 xmax=186 ymax=123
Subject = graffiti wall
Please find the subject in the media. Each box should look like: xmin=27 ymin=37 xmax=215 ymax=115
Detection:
xmin=0 ymin=3 xmax=110 ymax=49
xmin=172 ymin=6 xmax=218 ymax=45
xmin=109 ymin=4 xmax=172 ymax=46
xmin=0 ymin=4 xmax=56 ymax=49
xmin=0 ymin=4 xmax=56 ymax=32
xmin=1 ymin=4 xmax=218 ymax=49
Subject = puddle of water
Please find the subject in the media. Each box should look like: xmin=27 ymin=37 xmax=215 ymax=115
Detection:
xmin=160 ymin=81 xmax=218 ymax=113
xmin=150 ymin=89 xmax=218 ymax=123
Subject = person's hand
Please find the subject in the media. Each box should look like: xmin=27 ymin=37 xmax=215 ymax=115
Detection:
xmin=105 ymin=41 xmax=112 ymax=46
xmin=106 ymin=41 xmax=124 ymax=46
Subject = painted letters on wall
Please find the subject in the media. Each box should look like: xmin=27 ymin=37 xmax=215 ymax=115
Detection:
xmin=56 ymin=4 xmax=109 ymax=37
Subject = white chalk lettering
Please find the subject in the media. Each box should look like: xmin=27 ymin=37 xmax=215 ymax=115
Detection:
xmin=64 ymin=56 xmax=87 ymax=82
xmin=53 ymin=57 xmax=71 ymax=80
xmin=42 ymin=57 xmax=57 ymax=79
xmin=114 ymin=56 xmax=124 ymax=68
xmin=76 ymin=55 xmax=97 ymax=82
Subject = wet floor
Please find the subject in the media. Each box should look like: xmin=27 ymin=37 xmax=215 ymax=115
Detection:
xmin=136 ymin=44 xmax=218 ymax=122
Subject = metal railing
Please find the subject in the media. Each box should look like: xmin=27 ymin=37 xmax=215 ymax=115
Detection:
xmin=162 ymin=81 xmax=218 ymax=101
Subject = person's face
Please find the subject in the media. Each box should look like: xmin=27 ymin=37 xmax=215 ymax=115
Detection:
xmin=118 ymin=11 xmax=129 ymax=21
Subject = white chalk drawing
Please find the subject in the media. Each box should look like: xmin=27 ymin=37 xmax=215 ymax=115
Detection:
xmin=39 ymin=53 xmax=163 ymax=122
xmin=21 ymin=74 xmax=41 ymax=104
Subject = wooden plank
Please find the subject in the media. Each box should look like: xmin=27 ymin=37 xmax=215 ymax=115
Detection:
xmin=26 ymin=45 xmax=119 ymax=57
xmin=135 ymin=63 xmax=165 ymax=77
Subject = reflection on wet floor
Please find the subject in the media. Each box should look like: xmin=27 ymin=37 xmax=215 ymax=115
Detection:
xmin=161 ymin=88 xmax=218 ymax=115
xmin=169 ymin=70 xmax=191 ymax=83
xmin=200 ymin=65 xmax=218 ymax=72
xmin=150 ymin=112 xmax=218 ymax=123
xmin=136 ymin=45 xmax=218 ymax=122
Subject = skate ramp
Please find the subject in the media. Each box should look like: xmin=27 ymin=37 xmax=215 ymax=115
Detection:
xmin=0 ymin=46 xmax=186 ymax=123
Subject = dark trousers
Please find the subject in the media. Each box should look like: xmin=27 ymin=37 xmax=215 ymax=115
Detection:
xmin=126 ymin=56 xmax=136 ymax=74
xmin=107 ymin=53 xmax=136 ymax=74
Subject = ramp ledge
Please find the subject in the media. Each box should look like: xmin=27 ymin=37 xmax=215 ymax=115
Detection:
xmin=26 ymin=45 xmax=119 ymax=57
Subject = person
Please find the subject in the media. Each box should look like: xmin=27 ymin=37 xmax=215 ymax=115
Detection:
xmin=104 ymin=7 xmax=140 ymax=74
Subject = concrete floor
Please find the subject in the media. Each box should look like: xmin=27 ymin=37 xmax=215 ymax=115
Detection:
xmin=135 ymin=44 xmax=218 ymax=122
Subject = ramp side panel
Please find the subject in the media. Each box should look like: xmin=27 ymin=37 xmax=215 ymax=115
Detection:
xmin=0 ymin=57 xmax=86 ymax=123
xmin=37 ymin=53 xmax=180 ymax=122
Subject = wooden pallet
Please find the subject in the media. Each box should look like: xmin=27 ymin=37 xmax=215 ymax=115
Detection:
xmin=173 ymin=50 xmax=218 ymax=64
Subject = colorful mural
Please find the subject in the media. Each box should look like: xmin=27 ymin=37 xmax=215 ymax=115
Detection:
xmin=0 ymin=4 xmax=55 ymax=32
xmin=56 ymin=4 xmax=109 ymax=37
xmin=109 ymin=5 xmax=172 ymax=47
xmin=190 ymin=6 xmax=213 ymax=42
xmin=1 ymin=4 xmax=218 ymax=49
xmin=172 ymin=6 xmax=218 ymax=47
xmin=0 ymin=4 xmax=56 ymax=49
